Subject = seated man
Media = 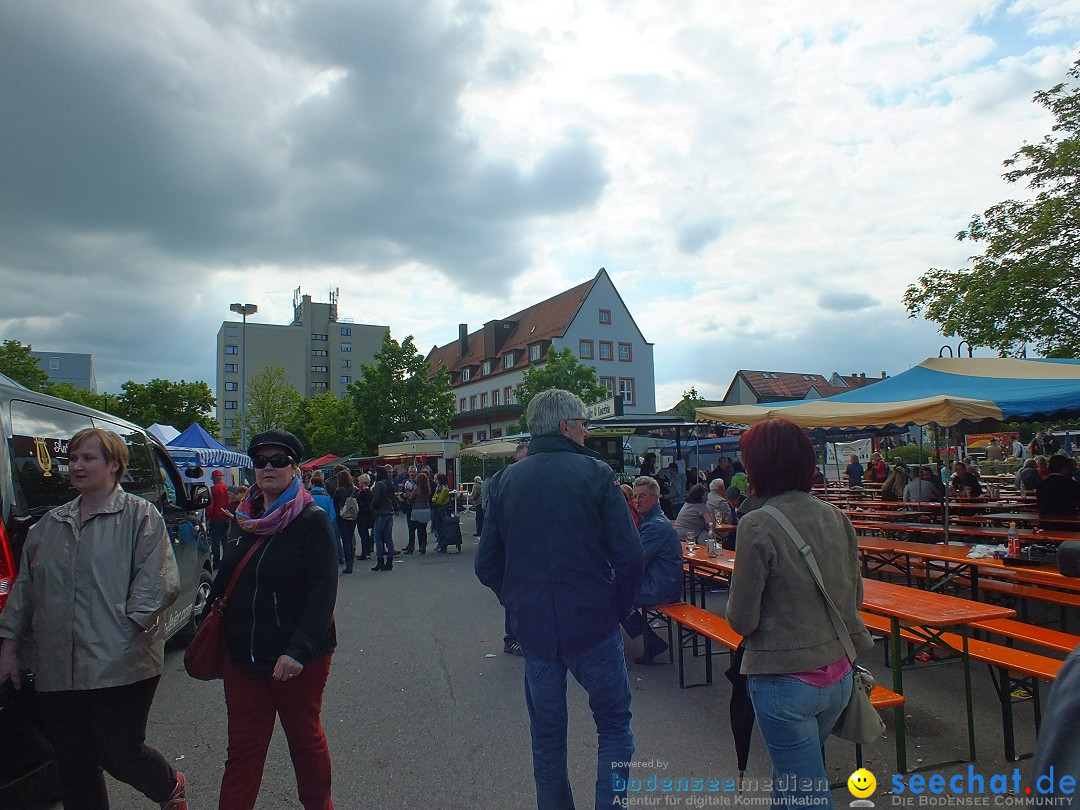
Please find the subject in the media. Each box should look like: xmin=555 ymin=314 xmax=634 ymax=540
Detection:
xmin=903 ymin=466 xmax=941 ymax=503
xmin=1016 ymin=458 xmax=1041 ymax=492
xmin=950 ymin=461 xmax=982 ymax=498
xmin=625 ymin=476 xmax=683 ymax=664
xmin=1036 ymin=455 xmax=1080 ymax=531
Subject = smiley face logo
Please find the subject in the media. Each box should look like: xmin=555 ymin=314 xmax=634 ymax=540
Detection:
xmin=848 ymin=768 xmax=876 ymax=798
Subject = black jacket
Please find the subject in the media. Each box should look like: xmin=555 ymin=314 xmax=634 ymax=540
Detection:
xmin=475 ymin=434 xmax=644 ymax=660
xmin=211 ymin=504 xmax=338 ymax=671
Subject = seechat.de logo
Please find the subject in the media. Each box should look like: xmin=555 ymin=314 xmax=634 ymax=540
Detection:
xmin=848 ymin=768 xmax=877 ymax=807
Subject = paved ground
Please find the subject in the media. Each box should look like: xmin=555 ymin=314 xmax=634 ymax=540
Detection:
xmin=89 ymin=512 xmax=1046 ymax=809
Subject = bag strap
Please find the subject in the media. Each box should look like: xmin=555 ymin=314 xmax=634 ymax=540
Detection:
xmin=219 ymin=535 xmax=270 ymax=608
xmin=759 ymin=504 xmax=858 ymax=664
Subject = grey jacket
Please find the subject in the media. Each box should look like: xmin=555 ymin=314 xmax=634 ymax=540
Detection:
xmin=0 ymin=488 xmax=181 ymax=691
xmin=726 ymin=491 xmax=873 ymax=675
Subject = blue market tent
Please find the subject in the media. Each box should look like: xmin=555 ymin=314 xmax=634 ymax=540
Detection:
xmin=167 ymin=422 xmax=250 ymax=469
xmin=697 ymin=358 xmax=1080 ymax=430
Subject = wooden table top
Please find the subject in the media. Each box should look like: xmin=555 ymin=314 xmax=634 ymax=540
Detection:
xmin=851 ymin=519 xmax=1080 ymax=544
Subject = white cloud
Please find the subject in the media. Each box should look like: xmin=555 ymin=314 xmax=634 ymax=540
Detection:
xmin=0 ymin=0 xmax=1075 ymax=399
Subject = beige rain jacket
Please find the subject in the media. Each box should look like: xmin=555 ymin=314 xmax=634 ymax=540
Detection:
xmin=0 ymin=488 xmax=180 ymax=691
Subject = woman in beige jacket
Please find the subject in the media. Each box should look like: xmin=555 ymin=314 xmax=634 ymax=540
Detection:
xmin=0 ymin=427 xmax=186 ymax=809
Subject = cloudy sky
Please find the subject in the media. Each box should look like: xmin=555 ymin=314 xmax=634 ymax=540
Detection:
xmin=2 ymin=1 xmax=1077 ymax=409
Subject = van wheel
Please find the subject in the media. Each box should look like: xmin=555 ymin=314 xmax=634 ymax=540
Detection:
xmin=175 ymin=570 xmax=213 ymax=645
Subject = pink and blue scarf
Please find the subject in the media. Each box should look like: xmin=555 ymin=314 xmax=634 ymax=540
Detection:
xmin=235 ymin=476 xmax=314 ymax=536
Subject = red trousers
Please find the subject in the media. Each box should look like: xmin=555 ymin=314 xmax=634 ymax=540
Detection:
xmin=219 ymin=653 xmax=334 ymax=810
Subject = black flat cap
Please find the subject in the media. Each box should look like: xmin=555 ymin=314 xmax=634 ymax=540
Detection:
xmin=248 ymin=428 xmax=304 ymax=463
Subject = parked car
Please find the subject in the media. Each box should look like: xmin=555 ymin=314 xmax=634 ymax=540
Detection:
xmin=0 ymin=380 xmax=213 ymax=807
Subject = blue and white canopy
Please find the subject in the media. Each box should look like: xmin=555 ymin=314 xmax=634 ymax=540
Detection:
xmin=166 ymin=422 xmax=251 ymax=469
xmin=697 ymin=358 xmax=1080 ymax=430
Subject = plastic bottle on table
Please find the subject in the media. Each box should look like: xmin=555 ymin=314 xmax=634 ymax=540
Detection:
xmin=1007 ymin=522 xmax=1020 ymax=557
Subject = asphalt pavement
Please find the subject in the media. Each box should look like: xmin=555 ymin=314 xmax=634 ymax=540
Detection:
xmin=93 ymin=512 xmax=1044 ymax=809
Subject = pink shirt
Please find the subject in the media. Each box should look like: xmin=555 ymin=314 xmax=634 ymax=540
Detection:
xmin=790 ymin=657 xmax=851 ymax=687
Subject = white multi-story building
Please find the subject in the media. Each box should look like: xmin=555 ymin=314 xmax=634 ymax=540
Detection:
xmin=426 ymin=268 xmax=656 ymax=443
xmin=215 ymin=289 xmax=387 ymax=448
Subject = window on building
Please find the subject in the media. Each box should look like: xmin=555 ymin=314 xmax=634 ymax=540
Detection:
xmin=313 ymin=382 xmax=328 ymax=390
xmin=225 ymin=400 xmax=238 ymax=410
xmin=459 ymin=397 xmax=467 ymax=413
xmin=463 ymin=433 xmax=474 ymax=444
xmin=225 ymin=363 xmax=238 ymax=373
xmin=223 ymin=418 xmax=235 ymax=429
xmin=481 ymin=360 xmax=492 ymax=376
xmin=480 ymin=393 xmax=488 ymax=408
xmin=341 ymin=359 xmax=351 ymax=368
xmin=340 ymin=376 xmax=350 ymax=384
xmin=477 ymin=431 xmax=487 ymax=442
xmin=579 ymin=340 xmax=594 ymax=360
xmin=462 ymin=368 xmax=472 ymax=382
xmin=599 ymin=376 xmax=615 ymax=394
xmin=504 ymin=385 xmax=513 ymax=404
xmin=470 ymin=395 xmax=477 ymax=410
xmin=529 ymin=344 xmax=542 ymax=361
xmin=225 ymin=345 xmax=238 ymax=355
xmin=599 ymin=309 xmax=611 ymax=324
xmin=226 ymin=326 xmax=239 ymax=337
xmin=312 ymin=334 xmax=328 ymax=341
xmin=503 ymin=353 xmax=515 ymax=369
xmin=311 ymin=349 xmax=327 ymax=357
xmin=599 ymin=341 xmax=613 ymax=361
xmin=618 ymin=342 xmax=632 ymax=362
xmin=223 ymin=436 xmax=239 ymax=448
xmin=341 ymin=344 xmax=351 ymax=352
xmin=492 ymin=428 xmax=503 ymax=438
xmin=311 ymin=365 xmax=328 ymax=373
xmin=619 ymin=378 xmax=636 ymax=405
xmin=224 ymin=381 xmax=238 ymax=391
xmin=341 ymin=327 xmax=352 ymax=336
xmin=492 ymin=389 xmax=500 ymax=406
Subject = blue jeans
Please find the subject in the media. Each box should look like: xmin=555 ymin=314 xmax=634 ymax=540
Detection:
xmin=747 ymin=671 xmax=852 ymax=809
xmin=373 ymin=514 xmax=395 ymax=560
xmin=522 ymin=629 xmax=634 ymax=810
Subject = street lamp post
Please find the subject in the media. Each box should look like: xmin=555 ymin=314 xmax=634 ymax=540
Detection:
xmin=229 ymin=303 xmax=258 ymax=451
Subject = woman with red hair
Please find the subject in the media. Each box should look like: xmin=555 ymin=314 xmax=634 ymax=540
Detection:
xmin=726 ymin=419 xmax=872 ymax=808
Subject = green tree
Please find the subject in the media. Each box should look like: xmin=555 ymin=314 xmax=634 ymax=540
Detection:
xmin=116 ymin=379 xmax=220 ymax=434
xmin=511 ymin=347 xmax=610 ymax=433
xmin=0 ymin=339 xmax=52 ymax=392
xmin=676 ymin=386 xmax=708 ymax=422
xmin=904 ymin=59 xmax=1080 ymax=357
xmin=244 ymin=364 xmax=302 ymax=435
xmin=47 ymin=383 xmax=117 ymax=412
xmin=348 ymin=333 xmax=455 ymax=455
xmin=297 ymin=393 xmax=358 ymax=457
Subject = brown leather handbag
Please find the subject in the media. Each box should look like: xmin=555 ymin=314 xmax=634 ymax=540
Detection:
xmin=184 ymin=536 xmax=268 ymax=681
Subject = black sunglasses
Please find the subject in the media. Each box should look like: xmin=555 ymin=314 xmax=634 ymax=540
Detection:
xmin=252 ymin=453 xmax=295 ymax=469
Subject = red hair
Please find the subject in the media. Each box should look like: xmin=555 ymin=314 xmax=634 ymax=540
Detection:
xmin=738 ymin=418 xmax=815 ymax=498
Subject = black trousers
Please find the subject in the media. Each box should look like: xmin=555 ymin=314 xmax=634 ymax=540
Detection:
xmin=339 ymin=518 xmax=358 ymax=566
xmin=37 ymin=676 xmax=176 ymax=810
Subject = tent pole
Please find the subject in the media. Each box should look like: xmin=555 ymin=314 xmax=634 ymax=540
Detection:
xmin=942 ymin=424 xmax=950 ymax=543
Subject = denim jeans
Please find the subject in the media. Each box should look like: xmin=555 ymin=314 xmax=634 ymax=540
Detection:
xmin=747 ymin=671 xmax=852 ymax=809
xmin=522 ymin=629 xmax=634 ymax=810
xmin=373 ymin=514 xmax=395 ymax=560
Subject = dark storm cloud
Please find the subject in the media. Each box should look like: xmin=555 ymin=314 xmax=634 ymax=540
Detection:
xmin=0 ymin=0 xmax=609 ymax=280
xmin=817 ymin=291 xmax=880 ymax=312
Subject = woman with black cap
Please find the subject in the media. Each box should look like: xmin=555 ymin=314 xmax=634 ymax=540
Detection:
xmin=209 ymin=428 xmax=338 ymax=810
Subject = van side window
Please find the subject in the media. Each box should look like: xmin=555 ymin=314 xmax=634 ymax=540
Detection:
xmin=8 ymin=400 xmax=92 ymax=512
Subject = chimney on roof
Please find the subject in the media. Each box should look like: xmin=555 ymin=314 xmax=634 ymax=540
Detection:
xmin=881 ymin=371 xmax=886 ymax=379
xmin=860 ymin=373 xmax=866 ymax=383
xmin=458 ymin=324 xmax=468 ymax=358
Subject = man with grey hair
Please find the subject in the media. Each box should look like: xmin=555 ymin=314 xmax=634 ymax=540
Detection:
xmin=476 ymin=389 xmax=644 ymax=809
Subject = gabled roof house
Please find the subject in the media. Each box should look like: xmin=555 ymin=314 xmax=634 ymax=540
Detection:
xmin=426 ymin=268 xmax=656 ymax=443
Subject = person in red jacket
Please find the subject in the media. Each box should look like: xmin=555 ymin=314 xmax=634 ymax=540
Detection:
xmin=208 ymin=469 xmax=232 ymax=568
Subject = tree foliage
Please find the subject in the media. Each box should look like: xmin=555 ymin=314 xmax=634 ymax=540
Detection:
xmin=676 ymin=386 xmax=709 ymax=422
xmin=348 ymin=333 xmax=454 ymax=455
xmin=47 ymin=383 xmax=117 ymax=413
xmin=116 ymin=379 xmax=219 ymax=435
xmin=0 ymin=339 xmax=52 ymax=392
xmin=904 ymin=60 xmax=1080 ymax=357
xmin=245 ymin=364 xmax=302 ymax=436
xmin=511 ymin=347 xmax=610 ymax=433
xmin=301 ymin=392 xmax=358 ymax=458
